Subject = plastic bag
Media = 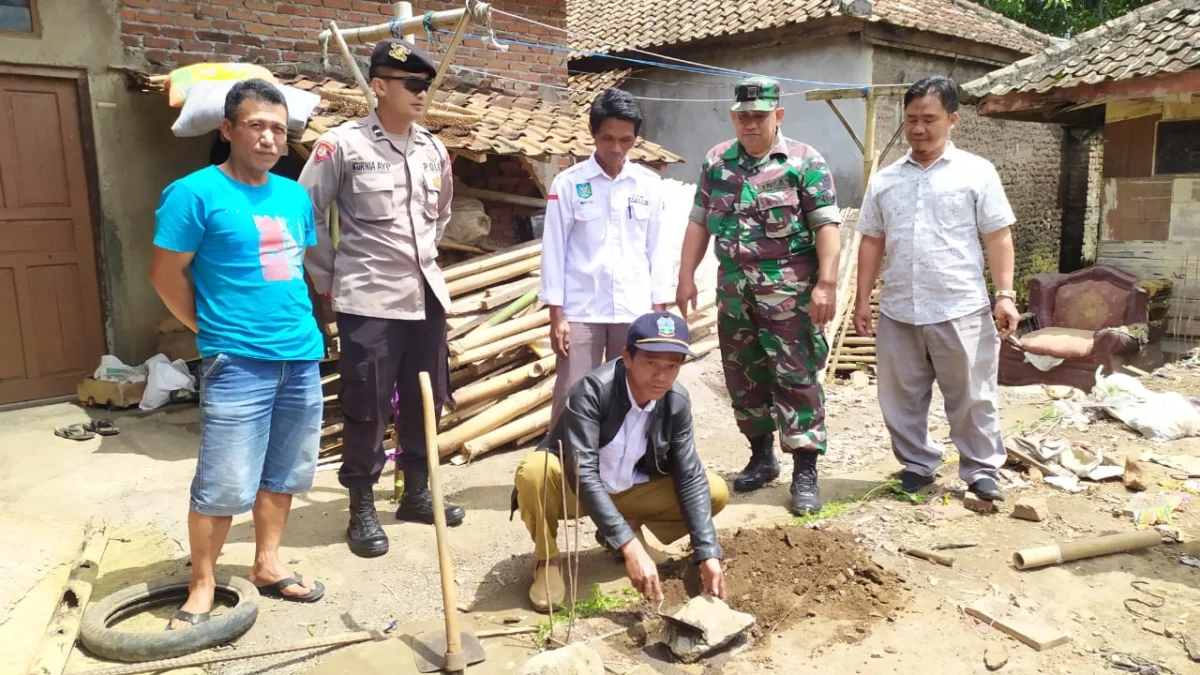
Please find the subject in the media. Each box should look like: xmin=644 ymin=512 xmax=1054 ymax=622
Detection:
xmin=94 ymin=355 xmax=138 ymax=383
xmin=167 ymin=62 xmax=277 ymax=107
xmin=171 ymin=80 xmax=321 ymax=138
xmin=1091 ymin=370 xmax=1200 ymax=441
xmin=140 ymin=355 xmax=196 ymax=411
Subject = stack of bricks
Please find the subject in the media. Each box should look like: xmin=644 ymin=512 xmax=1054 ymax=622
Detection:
xmin=120 ymin=0 xmax=568 ymax=90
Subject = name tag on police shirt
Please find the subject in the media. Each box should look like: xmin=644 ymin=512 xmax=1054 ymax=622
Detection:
xmin=351 ymin=161 xmax=391 ymax=172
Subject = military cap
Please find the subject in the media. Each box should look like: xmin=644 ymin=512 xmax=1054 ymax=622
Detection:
xmin=731 ymin=76 xmax=782 ymax=112
xmin=369 ymin=38 xmax=437 ymax=79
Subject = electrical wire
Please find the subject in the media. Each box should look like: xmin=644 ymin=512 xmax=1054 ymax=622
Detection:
xmin=489 ymin=7 xmax=912 ymax=90
xmin=448 ymin=63 xmax=812 ymax=103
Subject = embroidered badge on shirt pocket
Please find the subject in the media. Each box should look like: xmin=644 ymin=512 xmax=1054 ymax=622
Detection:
xmin=351 ymin=172 xmax=395 ymax=221
xmin=755 ymin=189 xmax=802 ymax=239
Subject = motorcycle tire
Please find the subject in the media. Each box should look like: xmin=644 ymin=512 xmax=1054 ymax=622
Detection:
xmin=79 ymin=575 xmax=259 ymax=662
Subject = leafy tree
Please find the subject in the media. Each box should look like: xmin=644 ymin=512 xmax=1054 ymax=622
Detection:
xmin=976 ymin=0 xmax=1159 ymax=37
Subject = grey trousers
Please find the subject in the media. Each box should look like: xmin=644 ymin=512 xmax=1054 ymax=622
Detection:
xmin=550 ymin=322 xmax=630 ymax=424
xmin=875 ymin=307 xmax=1005 ymax=483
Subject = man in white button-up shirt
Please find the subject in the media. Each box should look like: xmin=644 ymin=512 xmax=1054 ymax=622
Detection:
xmin=855 ymin=76 xmax=1020 ymax=503
xmin=540 ymin=89 xmax=673 ymax=423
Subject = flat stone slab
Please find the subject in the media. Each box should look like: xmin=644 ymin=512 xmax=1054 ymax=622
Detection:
xmin=663 ymin=595 xmax=756 ymax=663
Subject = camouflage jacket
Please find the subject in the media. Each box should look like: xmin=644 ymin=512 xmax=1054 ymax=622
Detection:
xmin=689 ymin=134 xmax=841 ymax=290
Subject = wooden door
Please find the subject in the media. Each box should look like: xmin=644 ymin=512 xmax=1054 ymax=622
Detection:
xmin=0 ymin=73 xmax=104 ymax=404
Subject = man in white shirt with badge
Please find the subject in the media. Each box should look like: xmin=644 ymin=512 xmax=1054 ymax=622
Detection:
xmin=854 ymin=75 xmax=1020 ymax=502
xmin=541 ymin=89 xmax=672 ymax=422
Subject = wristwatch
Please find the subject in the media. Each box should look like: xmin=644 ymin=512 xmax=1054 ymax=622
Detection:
xmin=995 ymin=290 xmax=1017 ymax=301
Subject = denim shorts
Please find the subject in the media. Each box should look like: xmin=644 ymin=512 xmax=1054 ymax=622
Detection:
xmin=191 ymin=354 xmax=323 ymax=516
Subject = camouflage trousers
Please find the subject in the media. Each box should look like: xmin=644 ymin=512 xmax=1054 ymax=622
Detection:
xmin=716 ymin=278 xmax=829 ymax=453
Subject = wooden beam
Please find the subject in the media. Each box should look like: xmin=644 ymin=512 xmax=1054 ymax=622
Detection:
xmin=977 ymin=69 xmax=1200 ymax=118
xmin=825 ymin=100 xmax=864 ymax=154
xmin=806 ymin=85 xmax=909 ymax=102
xmin=519 ymin=155 xmax=552 ymax=197
xmin=451 ymin=149 xmax=488 ymax=164
xmin=30 ymin=519 xmax=108 ymax=675
xmin=429 ymin=7 xmax=471 ymax=94
xmin=454 ymin=181 xmax=546 ymax=208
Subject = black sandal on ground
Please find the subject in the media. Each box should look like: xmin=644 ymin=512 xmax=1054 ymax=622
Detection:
xmin=85 ymin=419 xmax=120 ymax=436
xmin=255 ymin=574 xmax=325 ymax=603
xmin=165 ymin=609 xmax=211 ymax=630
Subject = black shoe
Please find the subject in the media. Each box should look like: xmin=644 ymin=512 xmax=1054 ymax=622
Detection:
xmin=395 ymin=471 xmax=466 ymax=527
xmin=347 ymin=487 xmax=389 ymax=558
xmin=789 ymin=451 xmax=822 ymax=516
xmin=898 ymin=471 xmax=936 ymax=493
xmin=969 ymin=477 xmax=1005 ymax=502
xmin=733 ymin=434 xmax=781 ymax=492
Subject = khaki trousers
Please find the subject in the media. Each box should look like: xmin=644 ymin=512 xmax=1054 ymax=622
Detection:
xmin=513 ymin=452 xmax=729 ymax=560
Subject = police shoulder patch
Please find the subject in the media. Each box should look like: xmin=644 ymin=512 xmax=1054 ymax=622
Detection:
xmin=313 ymin=139 xmax=336 ymax=164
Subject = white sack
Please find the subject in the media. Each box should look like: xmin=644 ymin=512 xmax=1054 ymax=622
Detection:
xmin=1091 ymin=370 xmax=1200 ymax=441
xmin=171 ymin=80 xmax=320 ymax=138
xmin=139 ymin=354 xmax=197 ymax=411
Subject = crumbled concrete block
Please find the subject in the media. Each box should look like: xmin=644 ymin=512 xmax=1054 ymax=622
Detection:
xmin=963 ymin=493 xmax=996 ymax=514
xmin=1012 ymin=497 xmax=1049 ymax=522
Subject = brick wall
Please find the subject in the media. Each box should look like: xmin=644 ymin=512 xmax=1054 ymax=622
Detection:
xmin=872 ymin=47 xmax=1066 ymax=298
xmin=120 ymin=0 xmax=567 ymax=89
xmin=454 ymin=155 xmax=548 ymax=246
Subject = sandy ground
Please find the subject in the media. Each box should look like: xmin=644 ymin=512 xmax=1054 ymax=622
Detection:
xmin=2 ymin=355 xmax=1199 ymax=675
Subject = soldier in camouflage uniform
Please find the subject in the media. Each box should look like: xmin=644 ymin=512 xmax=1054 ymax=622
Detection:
xmin=676 ymin=77 xmax=843 ymax=515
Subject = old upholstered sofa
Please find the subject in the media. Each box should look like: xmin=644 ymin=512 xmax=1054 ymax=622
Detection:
xmin=998 ymin=266 xmax=1169 ymax=392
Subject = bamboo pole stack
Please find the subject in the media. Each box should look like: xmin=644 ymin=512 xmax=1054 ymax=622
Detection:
xmin=827 ymin=284 xmax=882 ymax=373
xmin=317 ymin=239 xmax=719 ymax=467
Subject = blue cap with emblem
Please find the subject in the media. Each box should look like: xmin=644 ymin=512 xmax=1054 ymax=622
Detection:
xmin=626 ymin=311 xmax=696 ymax=358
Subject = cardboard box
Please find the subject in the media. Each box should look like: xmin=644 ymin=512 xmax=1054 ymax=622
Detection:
xmin=77 ymin=378 xmax=146 ymax=409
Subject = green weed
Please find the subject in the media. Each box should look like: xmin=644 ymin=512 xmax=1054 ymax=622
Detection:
xmin=788 ymin=478 xmax=914 ymax=526
xmin=533 ymin=584 xmax=640 ymax=646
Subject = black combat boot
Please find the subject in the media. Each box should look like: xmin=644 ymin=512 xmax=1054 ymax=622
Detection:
xmin=789 ymin=451 xmax=822 ymax=516
xmin=395 ymin=469 xmax=467 ymax=527
xmin=347 ymin=487 xmax=389 ymax=558
xmin=733 ymin=434 xmax=781 ymax=492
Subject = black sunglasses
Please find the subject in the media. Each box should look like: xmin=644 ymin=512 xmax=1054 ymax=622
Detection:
xmin=376 ymin=75 xmax=432 ymax=94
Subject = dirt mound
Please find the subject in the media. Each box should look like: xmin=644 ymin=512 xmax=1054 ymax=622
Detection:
xmin=663 ymin=526 xmax=906 ymax=634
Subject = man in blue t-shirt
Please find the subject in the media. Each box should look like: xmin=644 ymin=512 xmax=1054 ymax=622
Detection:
xmin=150 ymin=79 xmax=326 ymax=630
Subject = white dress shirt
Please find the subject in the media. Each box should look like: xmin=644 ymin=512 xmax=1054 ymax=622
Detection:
xmin=597 ymin=380 xmax=654 ymax=494
xmin=858 ymin=143 xmax=1016 ymax=326
xmin=539 ymin=154 xmax=673 ymax=323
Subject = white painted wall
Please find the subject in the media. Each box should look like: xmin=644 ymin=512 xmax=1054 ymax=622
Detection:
xmin=622 ymin=34 xmax=873 ymax=205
